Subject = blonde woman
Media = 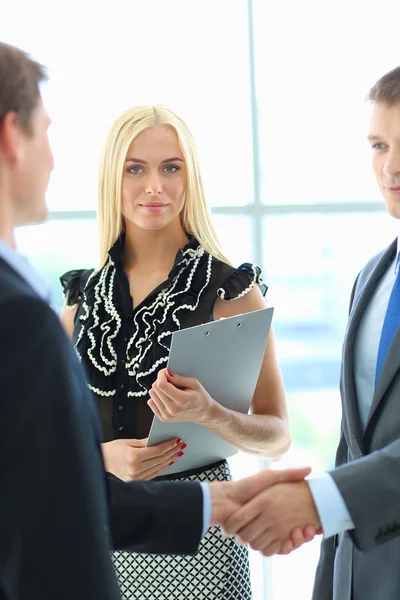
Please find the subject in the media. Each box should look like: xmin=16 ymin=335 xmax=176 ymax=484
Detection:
xmin=60 ymin=105 xmax=291 ymax=599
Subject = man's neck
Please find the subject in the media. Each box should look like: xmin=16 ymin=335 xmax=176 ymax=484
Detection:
xmin=0 ymin=220 xmax=16 ymax=250
xmin=0 ymin=185 xmax=16 ymax=248
xmin=0 ymin=216 xmax=16 ymax=249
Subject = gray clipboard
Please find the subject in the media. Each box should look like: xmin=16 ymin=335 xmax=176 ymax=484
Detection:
xmin=147 ymin=307 xmax=274 ymax=475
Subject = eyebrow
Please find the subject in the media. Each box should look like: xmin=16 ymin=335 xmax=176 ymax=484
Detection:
xmin=367 ymin=135 xmax=382 ymax=141
xmin=125 ymin=157 xmax=185 ymax=164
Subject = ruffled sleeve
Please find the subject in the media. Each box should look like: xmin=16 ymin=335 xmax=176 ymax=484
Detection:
xmin=217 ymin=263 xmax=267 ymax=300
xmin=60 ymin=269 xmax=95 ymax=308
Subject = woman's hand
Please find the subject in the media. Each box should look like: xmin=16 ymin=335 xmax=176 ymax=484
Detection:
xmin=101 ymin=436 xmax=186 ymax=481
xmin=148 ymin=368 xmax=217 ymax=424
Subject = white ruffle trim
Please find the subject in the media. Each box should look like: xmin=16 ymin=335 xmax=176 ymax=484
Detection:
xmin=75 ymin=245 xmax=210 ymax=397
xmin=75 ymin=248 xmax=259 ymax=399
xmin=217 ymin=263 xmax=258 ymax=301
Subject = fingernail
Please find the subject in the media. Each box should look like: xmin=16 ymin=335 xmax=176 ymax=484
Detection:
xmin=180 ymin=443 xmax=187 ymax=450
xmin=167 ymin=370 xmax=174 ymax=377
xmin=168 ymin=462 xmax=175 ymax=466
xmin=177 ymin=451 xmax=184 ymax=457
xmin=176 ymin=438 xmax=182 ymax=445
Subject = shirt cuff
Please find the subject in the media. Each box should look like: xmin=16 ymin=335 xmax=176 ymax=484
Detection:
xmin=307 ymin=472 xmax=355 ymax=539
xmin=199 ymin=482 xmax=211 ymax=538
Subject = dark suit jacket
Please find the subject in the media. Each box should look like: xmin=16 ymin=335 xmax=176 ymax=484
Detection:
xmin=0 ymin=257 xmax=203 ymax=600
xmin=313 ymin=240 xmax=400 ymax=600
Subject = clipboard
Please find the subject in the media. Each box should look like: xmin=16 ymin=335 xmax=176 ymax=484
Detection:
xmin=147 ymin=307 xmax=274 ymax=475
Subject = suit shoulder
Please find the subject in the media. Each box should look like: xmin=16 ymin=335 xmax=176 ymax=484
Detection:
xmin=0 ymin=260 xmax=57 ymax=320
xmin=358 ymin=240 xmax=396 ymax=285
xmin=363 ymin=244 xmax=394 ymax=272
xmin=348 ymin=241 xmax=397 ymax=313
xmin=0 ymin=294 xmax=60 ymax=346
xmin=0 ymin=260 xmax=34 ymax=304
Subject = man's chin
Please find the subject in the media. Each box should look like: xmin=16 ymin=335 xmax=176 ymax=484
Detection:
xmin=16 ymin=204 xmax=49 ymax=228
xmin=385 ymin=198 xmax=400 ymax=220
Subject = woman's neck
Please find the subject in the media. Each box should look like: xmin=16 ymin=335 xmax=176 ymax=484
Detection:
xmin=122 ymin=221 xmax=190 ymax=274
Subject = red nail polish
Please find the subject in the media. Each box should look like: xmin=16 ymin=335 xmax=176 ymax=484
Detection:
xmin=176 ymin=438 xmax=182 ymax=445
xmin=177 ymin=451 xmax=184 ymax=457
xmin=180 ymin=443 xmax=187 ymax=450
xmin=168 ymin=462 xmax=175 ymax=466
xmin=167 ymin=370 xmax=174 ymax=377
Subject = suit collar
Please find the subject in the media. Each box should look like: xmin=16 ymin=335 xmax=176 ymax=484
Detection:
xmin=343 ymin=240 xmax=397 ymax=453
xmin=0 ymin=240 xmax=51 ymax=303
xmin=365 ymin=241 xmax=400 ymax=434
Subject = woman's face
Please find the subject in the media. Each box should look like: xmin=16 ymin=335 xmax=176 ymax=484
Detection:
xmin=121 ymin=125 xmax=187 ymax=231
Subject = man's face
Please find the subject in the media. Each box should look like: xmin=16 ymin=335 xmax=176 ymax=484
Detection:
xmin=369 ymin=101 xmax=400 ymax=219
xmin=12 ymin=100 xmax=54 ymax=227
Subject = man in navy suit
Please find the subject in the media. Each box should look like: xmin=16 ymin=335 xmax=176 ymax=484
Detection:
xmin=0 ymin=41 xmax=310 ymax=599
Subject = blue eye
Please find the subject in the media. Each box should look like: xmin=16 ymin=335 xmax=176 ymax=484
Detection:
xmin=163 ymin=165 xmax=180 ymax=174
xmin=128 ymin=166 xmax=143 ymax=175
xmin=372 ymin=143 xmax=386 ymax=150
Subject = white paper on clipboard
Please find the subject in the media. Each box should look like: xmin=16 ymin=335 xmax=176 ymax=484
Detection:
xmin=147 ymin=307 xmax=274 ymax=475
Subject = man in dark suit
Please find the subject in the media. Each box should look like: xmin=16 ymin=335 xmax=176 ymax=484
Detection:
xmin=224 ymin=67 xmax=400 ymax=599
xmin=0 ymin=41 xmax=310 ymax=599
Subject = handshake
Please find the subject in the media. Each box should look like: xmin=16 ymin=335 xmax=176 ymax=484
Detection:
xmin=208 ymin=467 xmax=322 ymax=556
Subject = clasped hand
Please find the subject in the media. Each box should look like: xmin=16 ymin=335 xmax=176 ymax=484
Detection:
xmin=210 ymin=467 xmax=322 ymax=557
xmin=148 ymin=371 xmax=322 ymax=556
xmin=148 ymin=368 xmax=215 ymax=424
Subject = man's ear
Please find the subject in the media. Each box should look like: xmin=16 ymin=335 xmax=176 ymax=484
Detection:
xmin=0 ymin=112 xmax=24 ymax=165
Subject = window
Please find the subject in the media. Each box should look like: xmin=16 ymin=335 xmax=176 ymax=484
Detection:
xmin=6 ymin=0 xmax=400 ymax=597
xmin=252 ymin=0 xmax=400 ymax=596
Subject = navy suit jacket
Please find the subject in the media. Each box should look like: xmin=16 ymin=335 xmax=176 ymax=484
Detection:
xmin=0 ymin=258 xmax=203 ymax=600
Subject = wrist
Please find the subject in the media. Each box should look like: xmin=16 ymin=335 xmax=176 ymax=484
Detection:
xmin=300 ymin=480 xmax=321 ymax=529
xmin=208 ymin=481 xmax=234 ymax=525
xmin=202 ymin=399 xmax=226 ymax=427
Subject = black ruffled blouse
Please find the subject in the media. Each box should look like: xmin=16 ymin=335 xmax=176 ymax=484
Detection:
xmin=61 ymin=236 xmax=267 ymax=443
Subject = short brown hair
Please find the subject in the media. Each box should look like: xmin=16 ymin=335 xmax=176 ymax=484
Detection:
xmin=368 ymin=66 xmax=400 ymax=105
xmin=0 ymin=42 xmax=47 ymax=133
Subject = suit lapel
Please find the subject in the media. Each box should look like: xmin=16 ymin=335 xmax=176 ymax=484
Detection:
xmin=342 ymin=242 xmax=396 ymax=453
xmin=366 ymin=328 xmax=400 ymax=430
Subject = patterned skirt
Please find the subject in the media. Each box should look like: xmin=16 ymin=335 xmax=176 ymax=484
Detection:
xmin=112 ymin=461 xmax=252 ymax=600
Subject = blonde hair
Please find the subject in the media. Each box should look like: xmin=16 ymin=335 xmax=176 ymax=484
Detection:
xmin=98 ymin=104 xmax=230 ymax=267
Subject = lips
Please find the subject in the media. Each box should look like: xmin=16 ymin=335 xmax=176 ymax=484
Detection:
xmin=138 ymin=203 xmax=169 ymax=213
xmin=385 ymin=186 xmax=400 ymax=196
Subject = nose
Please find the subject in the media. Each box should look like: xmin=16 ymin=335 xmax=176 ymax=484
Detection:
xmin=145 ymin=172 xmax=163 ymax=195
xmin=383 ymin=148 xmax=400 ymax=178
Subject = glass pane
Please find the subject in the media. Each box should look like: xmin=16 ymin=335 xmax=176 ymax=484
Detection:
xmin=262 ymin=211 xmax=398 ymax=597
xmin=253 ymin=0 xmax=400 ymax=205
xmin=2 ymin=0 xmax=254 ymax=210
xmin=212 ymin=214 xmax=254 ymax=267
xmin=15 ymin=220 xmax=99 ymax=313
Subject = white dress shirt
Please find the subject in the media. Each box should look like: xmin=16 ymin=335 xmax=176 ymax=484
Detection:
xmin=308 ymin=238 xmax=399 ymax=538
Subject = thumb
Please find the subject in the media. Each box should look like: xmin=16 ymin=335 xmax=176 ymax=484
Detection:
xmin=270 ymin=466 xmax=312 ymax=484
xmin=165 ymin=369 xmax=192 ymax=388
xmin=235 ymin=466 xmax=312 ymax=502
